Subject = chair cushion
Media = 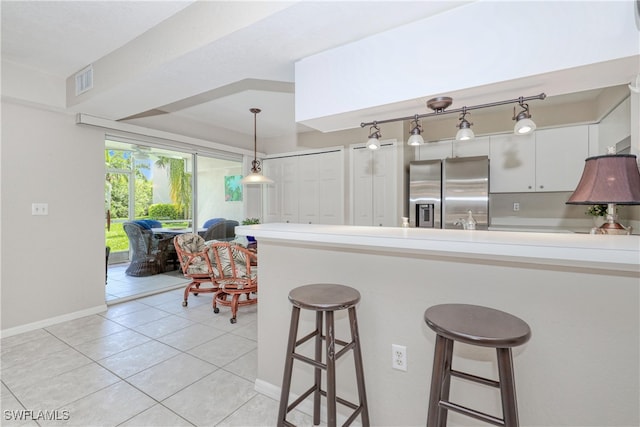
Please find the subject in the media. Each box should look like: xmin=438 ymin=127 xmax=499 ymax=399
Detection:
xmin=203 ymin=217 xmax=225 ymax=228
xmin=175 ymin=233 xmax=211 ymax=275
xmin=133 ymin=219 xmax=162 ymax=229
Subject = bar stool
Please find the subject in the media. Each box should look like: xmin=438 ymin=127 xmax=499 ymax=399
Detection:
xmin=424 ymin=304 xmax=531 ymax=427
xmin=277 ymin=284 xmax=369 ymax=427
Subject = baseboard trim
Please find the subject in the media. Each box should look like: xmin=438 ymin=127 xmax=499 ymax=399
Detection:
xmin=0 ymin=304 xmax=108 ymax=338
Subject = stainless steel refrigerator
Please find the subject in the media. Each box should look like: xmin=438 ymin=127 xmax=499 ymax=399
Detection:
xmin=409 ymin=156 xmax=489 ymax=230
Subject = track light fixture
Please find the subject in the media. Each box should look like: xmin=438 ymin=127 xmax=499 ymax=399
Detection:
xmin=367 ymin=122 xmax=382 ymax=150
xmin=455 ymin=107 xmax=474 ymax=141
xmin=513 ymin=98 xmax=537 ymax=135
xmin=407 ymin=115 xmax=425 ymax=146
xmin=360 ymin=93 xmax=545 ymax=144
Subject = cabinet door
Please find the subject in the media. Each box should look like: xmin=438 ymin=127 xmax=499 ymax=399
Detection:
xmin=280 ymin=157 xmax=299 ymax=223
xmin=489 ymin=133 xmax=536 ymax=193
xmin=453 ymin=136 xmax=490 ymax=158
xmin=419 ymin=140 xmax=452 ymax=160
xmin=373 ymin=145 xmax=398 ymax=226
xmin=352 ymin=148 xmax=373 ymax=226
xmin=316 ymin=151 xmax=344 ymax=225
xmin=535 ymin=125 xmax=589 ymax=191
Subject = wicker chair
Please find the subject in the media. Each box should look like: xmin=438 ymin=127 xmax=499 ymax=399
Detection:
xmin=201 ymin=221 xmax=227 ymax=242
xmin=173 ymin=233 xmax=220 ymax=307
xmin=123 ymin=222 xmax=172 ymax=277
xmin=209 ymin=241 xmax=258 ymax=324
xmin=202 ymin=219 xmax=239 ymax=242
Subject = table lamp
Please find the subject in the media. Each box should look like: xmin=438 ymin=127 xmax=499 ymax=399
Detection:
xmin=566 ymin=149 xmax=640 ymax=235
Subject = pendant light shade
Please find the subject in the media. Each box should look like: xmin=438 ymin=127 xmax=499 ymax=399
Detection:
xmin=513 ymin=100 xmax=536 ymax=135
xmin=367 ymin=122 xmax=382 ymax=150
xmin=241 ymin=108 xmax=273 ymax=185
xmin=455 ymin=108 xmax=474 ymax=141
xmin=407 ymin=116 xmax=425 ymax=146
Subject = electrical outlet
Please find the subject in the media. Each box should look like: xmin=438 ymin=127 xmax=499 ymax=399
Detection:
xmin=392 ymin=344 xmax=407 ymax=371
xmin=513 ymin=202 xmax=520 ymax=212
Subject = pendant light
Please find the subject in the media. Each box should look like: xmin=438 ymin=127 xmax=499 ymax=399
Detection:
xmin=455 ymin=107 xmax=474 ymax=141
xmin=241 ymin=108 xmax=274 ymax=185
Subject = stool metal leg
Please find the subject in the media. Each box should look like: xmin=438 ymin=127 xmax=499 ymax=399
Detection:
xmin=349 ymin=306 xmax=370 ymax=426
xmin=325 ymin=310 xmax=337 ymax=427
xmin=427 ymin=335 xmax=448 ymax=427
xmin=278 ymin=306 xmax=301 ymax=426
xmin=497 ymin=348 xmax=519 ymax=427
xmin=314 ymin=311 xmax=323 ymax=425
xmin=427 ymin=335 xmax=454 ymax=427
xmin=438 ymin=337 xmax=454 ymax=427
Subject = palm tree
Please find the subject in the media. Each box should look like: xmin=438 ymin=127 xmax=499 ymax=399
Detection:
xmin=155 ymin=156 xmax=192 ymax=219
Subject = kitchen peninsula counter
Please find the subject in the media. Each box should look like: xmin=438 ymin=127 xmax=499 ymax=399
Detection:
xmin=236 ymin=223 xmax=639 ymax=426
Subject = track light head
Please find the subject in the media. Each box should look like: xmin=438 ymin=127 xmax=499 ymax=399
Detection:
xmin=455 ymin=109 xmax=474 ymax=141
xmin=367 ymin=123 xmax=382 ymax=150
xmin=407 ymin=116 xmax=425 ymax=146
xmin=513 ymin=100 xmax=536 ymax=135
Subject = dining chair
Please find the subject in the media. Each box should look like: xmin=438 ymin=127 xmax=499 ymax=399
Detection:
xmin=173 ymin=233 xmax=220 ymax=307
xmin=209 ymin=241 xmax=258 ymax=324
xmin=123 ymin=222 xmax=172 ymax=276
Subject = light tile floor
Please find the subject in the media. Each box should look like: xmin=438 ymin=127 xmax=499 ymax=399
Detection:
xmin=105 ymin=263 xmax=187 ymax=303
xmin=1 ymin=288 xmax=314 ymax=427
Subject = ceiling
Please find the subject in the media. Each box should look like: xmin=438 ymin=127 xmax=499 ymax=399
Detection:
xmin=1 ymin=1 xmax=636 ymax=153
xmin=1 ymin=0 xmax=471 ymax=149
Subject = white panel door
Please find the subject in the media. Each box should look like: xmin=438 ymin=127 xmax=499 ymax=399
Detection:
xmin=316 ymin=151 xmax=344 ymax=225
xmin=262 ymin=158 xmax=282 ymax=223
xmin=373 ymin=144 xmax=398 ymax=227
xmin=280 ymin=156 xmax=299 ymax=223
xmin=298 ymin=154 xmax=319 ymax=224
xmin=352 ymin=147 xmax=373 ymax=226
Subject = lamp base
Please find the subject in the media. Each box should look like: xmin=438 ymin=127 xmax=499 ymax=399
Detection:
xmin=594 ymin=221 xmax=632 ymax=235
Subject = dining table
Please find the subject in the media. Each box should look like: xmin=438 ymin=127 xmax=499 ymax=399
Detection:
xmin=151 ymin=227 xmax=207 ymax=236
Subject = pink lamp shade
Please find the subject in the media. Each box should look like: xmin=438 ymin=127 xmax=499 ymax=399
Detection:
xmin=567 ymin=154 xmax=640 ymax=205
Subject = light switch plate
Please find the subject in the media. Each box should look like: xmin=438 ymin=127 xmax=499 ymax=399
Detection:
xmin=32 ymin=203 xmax=48 ymax=215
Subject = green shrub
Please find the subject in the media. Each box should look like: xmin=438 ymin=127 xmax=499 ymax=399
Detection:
xmin=148 ymin=203 xmax=180 ymax=220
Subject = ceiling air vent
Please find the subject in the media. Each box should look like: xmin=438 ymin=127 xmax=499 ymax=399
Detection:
xmin=75 ymin=65 xmax=93 ymax=96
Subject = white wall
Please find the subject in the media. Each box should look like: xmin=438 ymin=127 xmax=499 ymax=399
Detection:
xmin=1 ymin=101 xmax=107 ymax=334
xmin=296 ymin=1 xmax=639 ymax=128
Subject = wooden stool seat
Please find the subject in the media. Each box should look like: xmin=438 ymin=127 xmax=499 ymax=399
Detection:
xmin=424 ymin=304 xmax=531 ymax=427
xmin=278 ymin=284 xmax=369 ymax=427
xmin=424 ymin=304 xmax=531 ymax=348
xmin=288 ymin=283 xmax=361 ymax=311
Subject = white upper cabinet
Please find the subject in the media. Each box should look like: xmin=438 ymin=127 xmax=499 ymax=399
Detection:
xmin=534 ymin=125 xmax=589 ymax=192
xmin=351 ymin=141 xmax=399 ymax=227
xmin=489 ymin=133 xmax=536 ymax=192
xmin=489 ymin=125 xmax=589 ymax=193
xmin=453 ymin=136 xmax=490 ymax=158
xmin=418 ymin=140 xmax=452 ymax=160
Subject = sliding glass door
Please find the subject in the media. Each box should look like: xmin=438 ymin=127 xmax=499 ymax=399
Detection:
xmin=105 ymin=137 xmax=245 ymax=264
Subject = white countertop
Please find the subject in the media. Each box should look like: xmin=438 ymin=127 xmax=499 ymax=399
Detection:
xmin=236 ymin=223 xmax=640 ymax=273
